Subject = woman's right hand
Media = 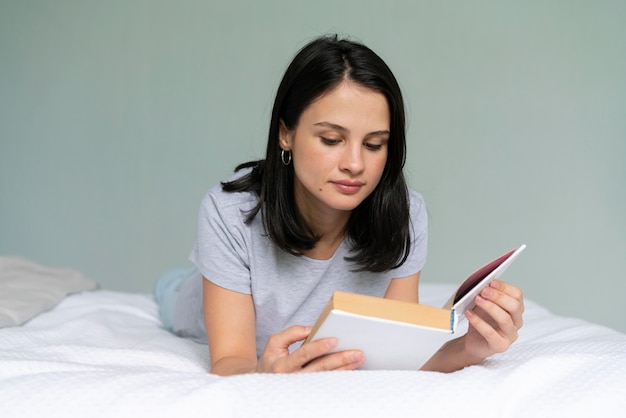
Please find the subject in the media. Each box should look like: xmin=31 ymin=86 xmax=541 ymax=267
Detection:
xmin=256 ymin=325 xmax=365 ymax=373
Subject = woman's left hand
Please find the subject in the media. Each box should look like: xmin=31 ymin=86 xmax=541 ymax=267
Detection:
xmin=462 ymin=279 xmax=525 ymax=361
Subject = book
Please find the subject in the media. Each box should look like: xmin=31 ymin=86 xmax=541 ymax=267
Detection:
xmin=304 ymin=244 xmax=527 ymax=370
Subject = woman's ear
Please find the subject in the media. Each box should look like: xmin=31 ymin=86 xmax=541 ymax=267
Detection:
xmin=279 ymin=119 xmax=292 ymax=150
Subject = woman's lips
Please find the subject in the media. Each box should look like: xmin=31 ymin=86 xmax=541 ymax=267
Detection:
xmin=332 ymin=180 xmax=364 ymax=194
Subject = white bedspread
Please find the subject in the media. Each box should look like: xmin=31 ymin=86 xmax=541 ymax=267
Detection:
xmin=1 ymin=284 xmax=625 ymax=418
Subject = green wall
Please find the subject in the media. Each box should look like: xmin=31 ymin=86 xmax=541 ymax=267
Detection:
xmin=1 ymin=1 xmax=625 ymax=332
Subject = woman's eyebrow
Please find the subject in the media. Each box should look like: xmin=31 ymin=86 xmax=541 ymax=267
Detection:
xmin=365 ymin=130 xmax=391 ymax=139
xmin=314 ymin=121 xmax=390 ymax=138
xmin=314 ymin=121 xmax=349 ymax=133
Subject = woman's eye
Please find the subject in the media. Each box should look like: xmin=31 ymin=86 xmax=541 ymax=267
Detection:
xmin=321 ymin=137 xmax=340 ymax=145
xmin=364 ymin=143 xmax=384 ymax=151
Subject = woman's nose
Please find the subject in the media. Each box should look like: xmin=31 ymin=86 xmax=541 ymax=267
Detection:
xmin=338 ymin=144 xmax=364 ymax=174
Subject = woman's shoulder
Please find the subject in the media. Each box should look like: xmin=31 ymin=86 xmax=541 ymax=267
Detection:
xmin=202 ymin=168 xmax=260 ymax=215
xmin=406 ymin=187 xmax=428 ymax=233
xmin=407 ymin=187 xmax=426 ymax=209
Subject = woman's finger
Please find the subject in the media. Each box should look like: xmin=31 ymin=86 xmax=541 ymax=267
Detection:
xmin=301 ymin=349 xmax=365 ymax=372
xmin=465 ymin=308 xmax=511 ymax=354
xmin=474 ymin=295 xmax=519 ymax=341
xmin=263 ymin=325 xmax=311 ymax=355
xmin=287 ymin=337 xmax=338 ymax=370
xmin=484 ymin=280 xmax=525 ymax=328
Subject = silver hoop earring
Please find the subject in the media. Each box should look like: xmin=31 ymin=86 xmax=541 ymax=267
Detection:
xmin=281 ymin=149 xmax=292 ymax=166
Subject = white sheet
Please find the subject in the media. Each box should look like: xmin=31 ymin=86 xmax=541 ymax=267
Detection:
xmin=1 ymin=284 xmax=625 ymax=418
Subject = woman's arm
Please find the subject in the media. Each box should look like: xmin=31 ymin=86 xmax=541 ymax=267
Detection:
xmin=203 ymin=278 xmax=257 ymax=375
xmin=384 ymin=271 xmax=420 ymax=303
xmin=203 ymin=278 xmax=365 ymax=376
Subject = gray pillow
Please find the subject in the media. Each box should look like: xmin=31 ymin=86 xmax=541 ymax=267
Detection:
xmin=0 ymin=256 xmax=99 ymax=327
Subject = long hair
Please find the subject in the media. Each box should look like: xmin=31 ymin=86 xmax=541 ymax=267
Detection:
xmin=223 ymin=35 xmax=410 ymax=272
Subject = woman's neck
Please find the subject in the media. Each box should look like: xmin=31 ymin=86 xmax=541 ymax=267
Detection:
xmin=304 ymin=224 xmax=346 ymax=260
xmin=296 ymin=203 xmax=350 ymax=261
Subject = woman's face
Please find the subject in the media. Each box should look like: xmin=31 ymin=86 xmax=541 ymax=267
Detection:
xmin=279 ymin=81 xmax=390 ymax=222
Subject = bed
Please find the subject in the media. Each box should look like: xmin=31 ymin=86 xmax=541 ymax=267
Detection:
xmin=1 ymin=257 xmax=625 ymax=417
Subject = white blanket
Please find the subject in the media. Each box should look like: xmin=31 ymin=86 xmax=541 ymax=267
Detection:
xmin=1 ymin=285 xmax=625 ymax=418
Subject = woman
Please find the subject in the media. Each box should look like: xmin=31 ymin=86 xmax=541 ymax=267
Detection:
xmin=155 ymin=35 xmax=524 ymax=375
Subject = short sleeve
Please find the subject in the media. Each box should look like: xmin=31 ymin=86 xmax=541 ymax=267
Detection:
xmin=189 ymin=188 xmax=253 ymax=295
xmin=389 ymin=188 xmax=428 ymax=278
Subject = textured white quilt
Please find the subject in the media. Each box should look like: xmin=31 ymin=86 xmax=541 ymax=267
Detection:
xmin=1 ymin=284 xmax=624 ymax=418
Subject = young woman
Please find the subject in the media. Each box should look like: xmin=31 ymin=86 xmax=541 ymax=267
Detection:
xmin=155 ymin=35 xmax=524 ymax=375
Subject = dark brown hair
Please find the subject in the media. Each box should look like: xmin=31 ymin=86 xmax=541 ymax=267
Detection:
xmin=223 ymin=35 xmax=410 ymax=272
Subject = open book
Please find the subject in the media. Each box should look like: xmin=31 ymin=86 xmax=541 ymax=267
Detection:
xmin=304 ymin=244 xmax=527 ymax=370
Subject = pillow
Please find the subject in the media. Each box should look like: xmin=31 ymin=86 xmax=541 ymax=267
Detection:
xmin=0 ymin=256 xmax=99 ymax=327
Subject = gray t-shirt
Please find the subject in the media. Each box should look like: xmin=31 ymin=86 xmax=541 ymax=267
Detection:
xmin=179 ymin=171 xmax=428 ymax=356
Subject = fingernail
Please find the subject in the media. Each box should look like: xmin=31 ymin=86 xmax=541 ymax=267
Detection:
xmin=482 ymin=287 xmax=493 ymax=297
